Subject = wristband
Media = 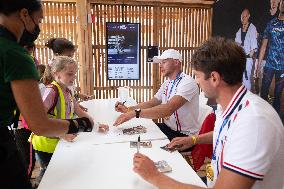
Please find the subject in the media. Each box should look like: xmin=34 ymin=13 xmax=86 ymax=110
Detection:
xmin=191 ymin=135 xmax=198 ymax=145
xmin=67 ymin=119 xmax=79 ymax=134
xmin=67 ymin=117 xmax=93 ymax=134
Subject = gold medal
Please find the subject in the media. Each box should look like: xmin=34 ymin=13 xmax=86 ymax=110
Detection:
xmin=206 ymin=163 xmax=214 ymax=181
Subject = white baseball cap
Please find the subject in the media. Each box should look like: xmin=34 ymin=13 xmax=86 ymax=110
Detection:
xmin=153 ymin=49 xmax=182 ymax=63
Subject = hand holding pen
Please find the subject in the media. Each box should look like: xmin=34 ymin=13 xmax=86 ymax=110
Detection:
xmin=137 ymin=135 xmax=140 ymax=153
xmin=114 ymin=101 xmax=128 ymax=113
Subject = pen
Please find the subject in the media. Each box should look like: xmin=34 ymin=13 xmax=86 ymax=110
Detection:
xmin=137 ymin=135 xmax=140 ymax=153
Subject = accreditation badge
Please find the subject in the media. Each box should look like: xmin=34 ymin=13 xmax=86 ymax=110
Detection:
xmin=206 ymin=163 xmax=214 ymax=181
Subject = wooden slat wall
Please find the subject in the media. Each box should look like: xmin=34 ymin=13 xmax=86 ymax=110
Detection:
xmin=159 ymin=7 xmax=212 ymax=83
xmin=35 ymin=1 xmax=212 ymax=101
xmin=91 ymin=3 xmax=212 ymax=103
xmin=92 ymin=4 xmax=155 ymax=103
xmin=35 ymin=1 xmax=79 ymax=85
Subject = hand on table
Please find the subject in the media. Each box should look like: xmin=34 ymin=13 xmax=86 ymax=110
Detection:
xmin=61 ymin=134 xmax=78 ymax=142
xmin=133 ymin=153 xmax=161 ymax=181
xmin=113 ymin=111 xmax=135 ymax=126
xmin=98 ymin=124 xmax=109 ymax=133
xmin=167 ymin=136 xmax=194 ymax=151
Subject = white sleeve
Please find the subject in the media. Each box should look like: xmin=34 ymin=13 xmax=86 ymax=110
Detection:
xmin=235 ymin=29 xmax=241 ymax=44
xmin=154 ymin=81 xmax=168 ymax=101
xmin=223 ymin=113 xmax=282 ymax=180
xmin=250 ymin=25 xmax=258 ymax=50
xmin=174 ymin=77 xmax=198 ymax=102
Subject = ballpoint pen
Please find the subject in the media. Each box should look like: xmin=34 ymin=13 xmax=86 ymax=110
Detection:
xmin=137 ymin=135 xmax=140 ymax=153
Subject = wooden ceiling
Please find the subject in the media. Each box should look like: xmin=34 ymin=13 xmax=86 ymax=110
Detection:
xmin=42 ymin=0 xmax=215 ymax=5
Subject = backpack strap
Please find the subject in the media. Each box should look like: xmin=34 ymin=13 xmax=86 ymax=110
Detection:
xmin=46 ymin=84 xmax=59 ymax=115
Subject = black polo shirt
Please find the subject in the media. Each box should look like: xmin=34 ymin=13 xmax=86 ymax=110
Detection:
xmin=0 ymin=25 xmax=39 ymax=127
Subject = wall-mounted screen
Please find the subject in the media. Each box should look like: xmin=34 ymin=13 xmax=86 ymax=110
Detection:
xmin=106 ymin=22 xmax=140 ymax=80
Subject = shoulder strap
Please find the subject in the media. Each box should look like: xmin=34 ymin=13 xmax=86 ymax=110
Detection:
xmin=46 ymin=84 xmax=59 ymax=115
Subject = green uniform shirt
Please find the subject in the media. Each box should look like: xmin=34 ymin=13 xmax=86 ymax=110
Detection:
xmin=0 ymin=26 xmax=39 ymax=127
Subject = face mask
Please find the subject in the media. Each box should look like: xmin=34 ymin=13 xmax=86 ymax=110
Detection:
xmin=19 ymin=17 xmax=41 ymax=46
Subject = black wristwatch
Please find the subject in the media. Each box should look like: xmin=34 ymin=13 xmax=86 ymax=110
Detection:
xmin=135 ymin=108 xmax=141 ymax=118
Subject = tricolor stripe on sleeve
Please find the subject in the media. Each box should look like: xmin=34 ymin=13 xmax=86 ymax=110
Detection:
xmin=223 ymin=162 xmax=264 ymax=180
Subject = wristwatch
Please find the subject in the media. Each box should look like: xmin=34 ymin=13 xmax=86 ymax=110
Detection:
xmin=135 ymin=109 xmax=141 ymax=118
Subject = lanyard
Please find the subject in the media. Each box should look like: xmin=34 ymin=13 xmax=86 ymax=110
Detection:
xmin=212 ymin=87 xmax=247 ymax=161
xmin=165 ymin=72 xmax=183 ymax=100
xmin=164 ymin=72 xmax=183 ymax=131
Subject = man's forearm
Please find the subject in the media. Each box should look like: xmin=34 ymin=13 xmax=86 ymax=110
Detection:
xmin=138 ymin=104 xmax=174 ymax=119
xmin=150 ymin=172 xmax=207 ymax=189
xmin=196 ymin=131 xmax=213 ymax=144
xmin=258 ymin=47 xmax=265 ymax=65
xmin=129 ymin=98 xmax=160 ymax=111
xmin=257 ymin=39 xmax=268 ymax=68
xmin=129 ymin=102 xmax=153 ymax=110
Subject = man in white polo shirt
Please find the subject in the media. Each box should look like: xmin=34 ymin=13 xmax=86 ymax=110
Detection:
xmin=113 ymin=49 xmax=199 ymax=141
xmin=132 ymin=37 xmax=284 ymax=189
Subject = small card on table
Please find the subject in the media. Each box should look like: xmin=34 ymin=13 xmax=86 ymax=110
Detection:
xmin=155 ymin=160 xmax=172 ymax=173
xmin=130 ymin=141 xmax=152 ymax=148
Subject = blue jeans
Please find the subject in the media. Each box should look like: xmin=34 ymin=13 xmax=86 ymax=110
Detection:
xmin=260 ymin=67 xmax=284 ymax=113
xmin=35 ymin=150 xmax=53 ymax=182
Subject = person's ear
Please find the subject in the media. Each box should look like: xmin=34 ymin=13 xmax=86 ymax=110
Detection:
xmin=210 ymin=71 xmax=221 ymax=87
xmin=19 ymin=8 xmax=29 ymax=23
xmin=175 ymin=59 xmax=181 ymax=66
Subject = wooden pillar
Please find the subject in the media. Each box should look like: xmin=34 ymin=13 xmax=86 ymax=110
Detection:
xmin=152 ymin=3 xmax=161 ymax=95
xmin=76 ymin=0 xmax=94 ymax=95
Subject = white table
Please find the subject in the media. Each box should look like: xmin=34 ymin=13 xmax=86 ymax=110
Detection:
xmin=38 ymin=98 xmax=207 ymax=189
xmin=80 ymin=98 xmax=136 ymax=125
xmin=39 ymin=140 xmax=206 ymax=189
xmin=75 ymin=98 xmax=167 ymax=145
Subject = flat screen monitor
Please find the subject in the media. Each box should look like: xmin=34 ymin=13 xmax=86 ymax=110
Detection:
xmin=106 ymin=22 xmax=140 ymax=80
